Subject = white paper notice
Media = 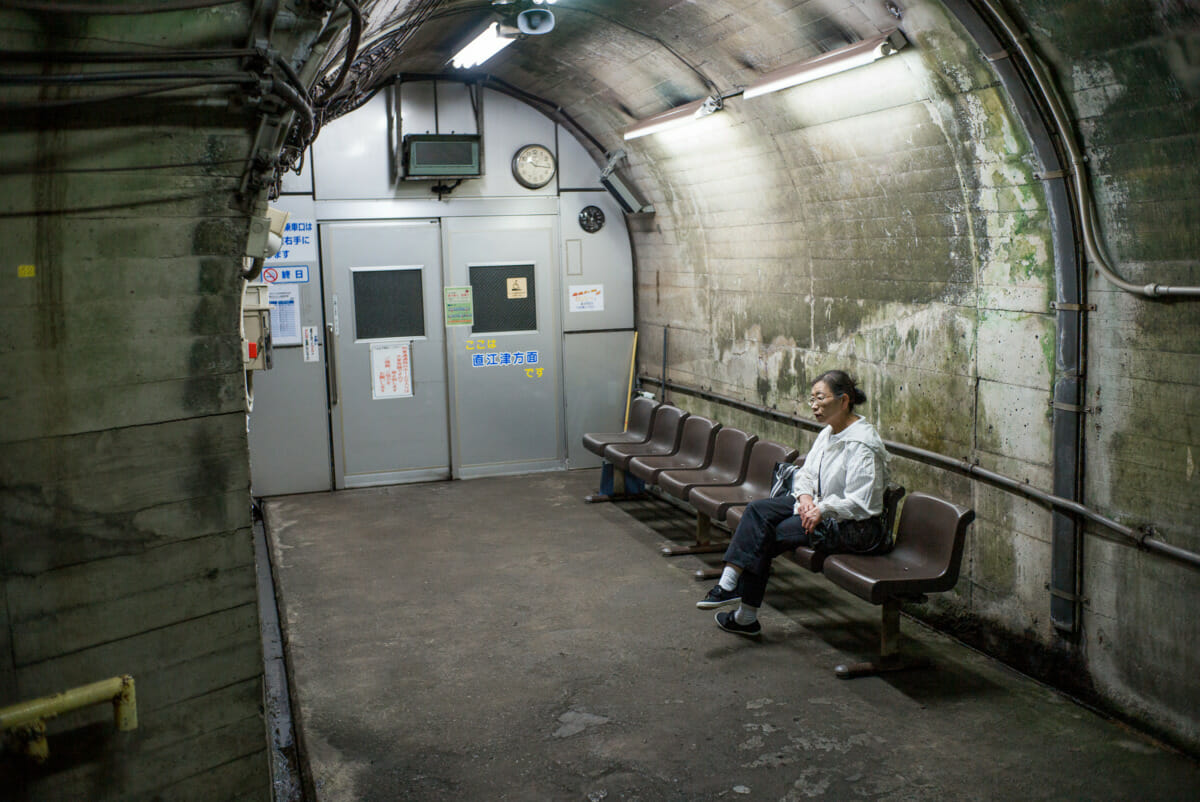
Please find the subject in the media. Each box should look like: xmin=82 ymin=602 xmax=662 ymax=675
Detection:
xmin=370 ymin=342 xmax=413 ymax=399
xmin=569 ymin=284 xmax=604 ymax=312
xmin=268 ymin=284 xmax=302 ymax=346
xmin=302 ymin=325 xmax=320 ymax=362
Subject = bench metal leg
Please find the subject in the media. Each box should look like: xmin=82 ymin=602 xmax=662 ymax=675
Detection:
xmin=834 ymin=599 xmax=931 ymax=679
xmin=661 ymin=514 xmax=727 ymax=556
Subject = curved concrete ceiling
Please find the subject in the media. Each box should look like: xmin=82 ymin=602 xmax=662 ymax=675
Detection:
xmin=320 ymin=0 xmax=909 ymax=150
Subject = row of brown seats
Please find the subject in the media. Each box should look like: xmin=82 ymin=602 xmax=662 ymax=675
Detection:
xmin=583 ymin=396 xmax=976 ymax=678
xmin=583 ymin=397 xmax=798 ymax=542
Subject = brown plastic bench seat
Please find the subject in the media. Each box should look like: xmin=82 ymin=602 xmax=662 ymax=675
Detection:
xmin=582 ymin=396 xmax=659 ymax=457
xmin=628 ymin=416 xmax=720 ymax=484
xmin=656 ymin=427 xmax=757 ymax=501
xmin=721 ymin=455 xmax=807 ymax=534
xmin=602 ymin=405 xmax=688 ymax=471
xmin=693 ymin=443 xmax=800 ymax=525
xmin=664 ymin=440 xmax=799 ymax=561
xmin=783 ymin=484 xmax=906 ymax=573
xmin=820 ymin=492 xmax=975 ymax=679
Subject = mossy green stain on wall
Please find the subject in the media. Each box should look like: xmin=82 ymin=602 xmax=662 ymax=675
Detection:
xmin=775 ymin=365 xmax=799 ymax=399
xmin=877 ymin=371 xmax=973 ymax=454
xmin=755 ymin=375 xmax=773 ymax=405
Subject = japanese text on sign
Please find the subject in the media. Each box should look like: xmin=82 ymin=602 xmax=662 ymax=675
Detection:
xmin=265 ymin=219 xmax=317 ymax=264
xmin=370 ymin=342 xmax=413 ymax=399
xmin=569 ymin=284 xmax=604 ymax=312
xmin=470 ymin=350 xmax=539 ymax=368
xmin=444 ymin=286 xmax=474 ymax=327
xmin=262 ymin=265 xmax=310 ymax=284
xmin=267 ymin=284 xmax=301 ymax=346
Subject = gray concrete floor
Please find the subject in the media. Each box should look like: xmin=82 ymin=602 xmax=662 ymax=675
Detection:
xmin=263 ymin=470 xmax=1199 ymax=801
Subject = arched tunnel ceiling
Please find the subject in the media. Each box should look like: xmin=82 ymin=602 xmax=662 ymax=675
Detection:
xmin=319 ymin=0 xmax=908 ymax=151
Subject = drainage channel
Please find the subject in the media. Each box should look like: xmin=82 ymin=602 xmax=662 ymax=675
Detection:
xmin=252 ymin=504 xmax=306 ymax=802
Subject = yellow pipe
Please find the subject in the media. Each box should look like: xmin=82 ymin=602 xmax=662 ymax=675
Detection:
xmin=0 ymin=675 xmax=136 ymax=762
xmin=623 ymin=331 xmax=638 ymax=430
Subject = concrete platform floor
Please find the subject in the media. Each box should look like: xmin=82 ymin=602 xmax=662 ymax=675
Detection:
xmin=263 ymin=470 xmax=1199 ymax=801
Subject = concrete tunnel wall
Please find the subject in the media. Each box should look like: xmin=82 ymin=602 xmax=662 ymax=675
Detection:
xmin=0 ymin=0 xmax=1197 ymax=797
xmin=0 ymin=4 xmax=332 ymax=798
xmin=481 ymin=0 xmax=1200 ymax=752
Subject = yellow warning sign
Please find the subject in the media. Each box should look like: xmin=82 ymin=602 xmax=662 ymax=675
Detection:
xmin=506 ymin=277 xmax=527 ymax=299
xmin=18 ymin=264 xmax=35 ymax=278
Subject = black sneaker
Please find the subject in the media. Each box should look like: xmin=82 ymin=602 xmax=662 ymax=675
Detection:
xmin=715 ymin=610 xmax=761 ymax=638
xmin=696 ymin=584 xmax=741 ymax=609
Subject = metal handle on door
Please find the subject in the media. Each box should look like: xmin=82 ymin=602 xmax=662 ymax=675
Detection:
xmin=325 ymin=324 xmax=338 ymax=405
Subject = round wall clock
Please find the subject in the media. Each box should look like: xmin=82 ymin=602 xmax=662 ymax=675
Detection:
xmin=511 ymin=144 xmax=556 ymax=189
xmin=578 ymin=204 xmax=605 ymax=233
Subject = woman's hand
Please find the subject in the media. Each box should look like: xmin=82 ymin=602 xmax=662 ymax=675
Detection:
xmin=800 ymin=504 xmax=822 ymax=534
xmin=794 ymin=494 xmax=819 ymax=532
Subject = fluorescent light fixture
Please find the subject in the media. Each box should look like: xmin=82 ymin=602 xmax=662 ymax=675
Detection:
xmin=450 ymin=22 xmax=516 ymax=69
xmin=623 ymin=94 xmax=722 ymax=141
xmin=743 ymin=29 xmax=908 ymax=99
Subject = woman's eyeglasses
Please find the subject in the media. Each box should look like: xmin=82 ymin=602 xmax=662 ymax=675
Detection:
xmin=808 ymin=393 xmax=843 ymax=405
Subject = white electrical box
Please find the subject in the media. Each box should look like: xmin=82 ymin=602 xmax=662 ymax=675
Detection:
xmin=242 ymin=282 xmax=272 ymax=371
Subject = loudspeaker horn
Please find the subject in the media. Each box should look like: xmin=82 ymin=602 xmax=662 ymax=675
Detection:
xmin=516 ymin=8 xmax=555 ymax=35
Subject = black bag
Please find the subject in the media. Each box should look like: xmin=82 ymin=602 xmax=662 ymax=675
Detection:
xmin=769 ymin=461 xmax=798 ymax=498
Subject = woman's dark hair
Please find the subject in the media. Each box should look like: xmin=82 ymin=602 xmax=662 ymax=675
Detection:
xmin=814 ymin=369 xmax=867 ymax=409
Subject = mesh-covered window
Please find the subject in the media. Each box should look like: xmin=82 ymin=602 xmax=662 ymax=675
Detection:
xmin=469 ymin=264 xmax=536 ymax=333
xmin=352 ymin=267 xmax=425 ymax=340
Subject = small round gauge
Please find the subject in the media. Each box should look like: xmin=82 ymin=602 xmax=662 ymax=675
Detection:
xmin=578 ymin=204 xmax=605 ymax=233
xmin=511 ymin=144 xmax=556 ymax=189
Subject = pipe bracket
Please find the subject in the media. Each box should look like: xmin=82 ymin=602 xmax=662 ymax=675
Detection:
xmin=1049 ymin=400 xmax=1093 ymax=414
xmin=1048 ymin=586 xmax=1081 ymax=602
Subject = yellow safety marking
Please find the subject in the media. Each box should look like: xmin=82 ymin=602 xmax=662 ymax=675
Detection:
xmin=18 ymin=264 xmax=35 ymax=278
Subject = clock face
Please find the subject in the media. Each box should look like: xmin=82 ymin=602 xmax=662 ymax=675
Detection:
xmin=512 ymin=144 xmax=556 ymax=189
xmin=578 ymin=205 xmax=605 ymax=233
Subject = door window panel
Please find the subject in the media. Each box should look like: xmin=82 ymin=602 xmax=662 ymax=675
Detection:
xmin=469 ymin=263 xmax=536 ymax=333
xmin=352 ymin=266 xmax=425 ymax=341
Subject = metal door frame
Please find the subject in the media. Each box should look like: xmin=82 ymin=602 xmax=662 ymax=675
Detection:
xmin=322 ymin=218 xmax=452 ymax=489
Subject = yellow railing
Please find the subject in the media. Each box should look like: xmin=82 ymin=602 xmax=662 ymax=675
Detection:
xmin=0 ymin=675 xmax=137 ymax=762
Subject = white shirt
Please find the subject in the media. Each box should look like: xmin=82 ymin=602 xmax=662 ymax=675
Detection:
xmin=791 ymin=417 xmax=890 ymax=521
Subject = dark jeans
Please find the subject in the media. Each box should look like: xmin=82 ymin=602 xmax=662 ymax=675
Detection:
xmin=723 ymin=496 xmax=885 ymax=607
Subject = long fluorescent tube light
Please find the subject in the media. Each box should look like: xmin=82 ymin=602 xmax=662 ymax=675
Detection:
xmin=623 ymin=95 xmax=722 ymax=141
xmin=743 ymin=29 xmax=908 ymax=99
xmin=450 ymin=22 xmax=516 ymax=69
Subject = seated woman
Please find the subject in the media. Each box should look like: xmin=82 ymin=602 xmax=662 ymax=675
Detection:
xmin=697 ymin=369 xmax=891 ymax=637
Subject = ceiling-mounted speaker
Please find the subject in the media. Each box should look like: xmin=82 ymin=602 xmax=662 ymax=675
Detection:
xmin=516 ymin=8 xmax=555 ymax=34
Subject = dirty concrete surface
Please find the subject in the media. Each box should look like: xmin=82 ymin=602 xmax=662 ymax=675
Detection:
xmin=263 ymin=470 xmax=1199 ymax=801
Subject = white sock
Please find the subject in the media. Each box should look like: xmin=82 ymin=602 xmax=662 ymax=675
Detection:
xmin=719 ymin=566 xmax=740 ymax=591
xmin=734 ymin=604 xmax=758 ymax=625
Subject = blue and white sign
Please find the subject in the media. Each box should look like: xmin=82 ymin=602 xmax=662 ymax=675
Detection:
xmin=266 ymin=219 xmax=317 ymax=264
